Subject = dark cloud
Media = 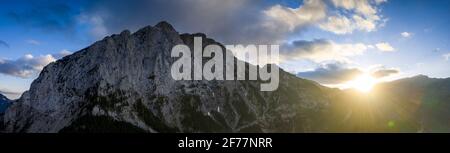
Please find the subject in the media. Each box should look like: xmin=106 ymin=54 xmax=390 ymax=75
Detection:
xmin=7 ymin=1 xmax=77 ymax=34
xmin=281 ymin=39 xmax=331 ymax=55
xmin=280 ymin=39 xmax=368 ymax=63
xmin=0 ymin=40 xmax=9 ymax=48
xmin=78 ymin=0 xmax=294 ymax=44
xmin=297 ymin=63 xmax=363 ymax=84
xmin=371 ymin=69 xmax=399 ymax=78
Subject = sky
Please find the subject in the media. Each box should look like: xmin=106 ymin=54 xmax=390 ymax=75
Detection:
xmin=0 ymin=0 xmax=449 ymax=99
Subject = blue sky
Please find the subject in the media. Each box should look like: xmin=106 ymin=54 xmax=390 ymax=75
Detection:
xmin=0 ymin=0 xmax=449 ymax=99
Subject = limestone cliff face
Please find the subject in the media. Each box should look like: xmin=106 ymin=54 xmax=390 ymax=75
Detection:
xmin=3 ymin=22 xmax=330 ymax=133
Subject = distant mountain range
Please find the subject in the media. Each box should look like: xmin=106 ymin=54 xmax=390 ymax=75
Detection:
xmin=322 ymin=75 xmax=450 ymax=132
xmin=0 ymin=93 xmax=11 ymax=130
xmin=1 ymin=22 xmax=449 ymax=133
xmin=0 ymin=94 xmax=10 ymax=114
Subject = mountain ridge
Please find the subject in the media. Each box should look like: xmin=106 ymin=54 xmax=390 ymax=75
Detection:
xmin=2 ymin=21 xmax=330 ymax=133
xmin=2 ymin=21 xmax=449 ymax=133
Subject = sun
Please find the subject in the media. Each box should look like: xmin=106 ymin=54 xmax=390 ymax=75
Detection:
xmin=348 ymin=74 xmax=378 ymax=93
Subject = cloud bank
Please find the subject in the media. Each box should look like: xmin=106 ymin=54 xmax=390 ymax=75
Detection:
xmin=297 ymin=63 xmax=399 ymax=84
xmin=297 ymin=63 xmax=363 ymax=84
xmin=0 ymin=54 xmax=56 ymax=78
xmin=281 ymin=39 xmax=368 ymax=63
xmin=0 ymin=50 xmax=72 ymax=78
xmin=72 ymin=0 xmax=387 ymax=44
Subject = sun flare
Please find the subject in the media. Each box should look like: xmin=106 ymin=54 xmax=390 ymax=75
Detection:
xmin=349 ymin=74 xmax=378 ymax=93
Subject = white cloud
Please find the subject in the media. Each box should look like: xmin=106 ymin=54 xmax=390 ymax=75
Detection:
xmin=0 ymin=54 xmax=56 ymax=78
xmin=26 ymin=39 xmax=41 ymax=45
xmin=281 ymin=39 xmax=368 ymax=63
xmin=352 ymin=15 xmax=377 ymax=32
xmin=332 ymin=0 xmax=377 ymax=18
xmin=401 ymin=32 xmax=412 ymax=38
xmin=0 ymin=88 xmax=22 ymax=100
xmin=264 ymin=0 xmax=327 ymax=31
xmin=319 ymin=16 xmax=354 ymax=34
xmin=318 ymin=0 xmax=386 ymax=34
xmin=375 ymin=42 xmax=395 ymax=52
xmin=265 ymin=0 xmax=386 ymax=35
xmin=444 ymin=53 xmax=450 ymax=61
xmin=0 ymin=49 xmax=74 ymax=78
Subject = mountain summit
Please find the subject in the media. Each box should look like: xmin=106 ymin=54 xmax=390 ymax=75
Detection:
xmin=2 ymin=22 xmax=330 ymax=133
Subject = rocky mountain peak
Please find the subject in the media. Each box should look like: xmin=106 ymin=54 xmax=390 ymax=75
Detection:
xmin=2 ymin=21 xmax=329 ymax=133
xmin=155 ymin=21 xmax=176 ymax=32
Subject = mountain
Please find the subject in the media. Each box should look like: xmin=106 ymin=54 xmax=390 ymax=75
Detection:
xmin=374 ymin=75 xmax=450 ymax=132
xmin=2 ymin=21 xmax=331 ymax=133
xmin=2 ymin=21 xmax=449 ymax=133
xmin=0 ymin=94 xmax=10 ymax=114
xmin=321 ymin=75 xmax=450 ymax=132
xmin=0 ymin=93 xmax=11 ymax=130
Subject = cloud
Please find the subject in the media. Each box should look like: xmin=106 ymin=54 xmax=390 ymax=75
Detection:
xmin=375 ymin=42 xmax=395 ymax=52
xmin=297 ymin=63 xmax=363 ymax=84
xmin=331 ymin=0 xmax=379 ymax=18
xmin=371 ymin=69 xmax=399 ymax=78
xmin=266 ymin=0 xmax=386 ymax=35
xmin=76 ymin=0 xmax=388 ymax=44
xmin=264 ymin=0 xmax=327 ymax=31
xmin=318 ymin=15 xmax=354 ymax=34
xmin=444 ymin=53 xmax=450 ymax=61
xmin=0 ymin=54 xmax=56 ymax=78
xmin=26 ymin=39 xmax=41 ymax=45
xmin=401 ymin=32 xmax=412 ymax=38
xmin=0 ymin=40 xmax=9 ymax=48
xmin=0 ymin=89 xmax=21 ymax=95
xmin=297 ymin=63 xmax=400 ymax=84
xmin=0 ymin=89 xmax=22 ymax=99
xmin=281 ymin=39 xmax=368 ymax=63
xmin=77 ymin=0 xmax=279 ymax=44
xmin=320 ymin=0 xmax=386 ymax=34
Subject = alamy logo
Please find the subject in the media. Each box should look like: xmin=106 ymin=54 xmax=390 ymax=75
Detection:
xmin=170 ymin=37 xmax=279 ymax=91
